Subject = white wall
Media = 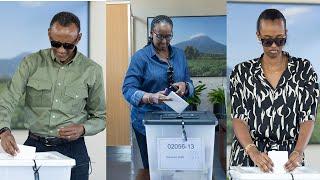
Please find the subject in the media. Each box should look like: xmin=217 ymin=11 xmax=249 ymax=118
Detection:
xmin=88 ymin=2 xmax=107 ymax=180
xmin=131 ymin=0 xmax=227 ymax=112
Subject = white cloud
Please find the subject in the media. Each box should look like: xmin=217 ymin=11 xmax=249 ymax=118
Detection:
xmin=18 ymin=2 xmax=48 ymax=8
xmin=189 ymin=33 xmax=206 ymax=39
xmin=281 ymin=7 xmax=311 ymax=18
xmin=269 ymin=6 xmax=312 ymax=25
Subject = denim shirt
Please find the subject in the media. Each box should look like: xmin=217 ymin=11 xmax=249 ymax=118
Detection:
xmin=122 ymin=44 xmax=194 ymax=135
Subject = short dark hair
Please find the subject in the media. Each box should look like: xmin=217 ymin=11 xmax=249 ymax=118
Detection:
xmin=146 ymin=15 xmax=173 ymax=46
xmin=257 ymin=9 xmax=286 ymax=32
xmin=50 ymin=11 xmax=81 ymax=32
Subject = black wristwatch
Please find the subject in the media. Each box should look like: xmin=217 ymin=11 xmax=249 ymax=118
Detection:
xmin=184 ymin=81 xmax=189 ymax=95
xmin=0 ymin=127 xmax=10 ymax=136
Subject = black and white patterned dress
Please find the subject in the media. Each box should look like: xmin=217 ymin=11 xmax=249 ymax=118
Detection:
xmin=229 ymin=52 xmax=319 ymax=166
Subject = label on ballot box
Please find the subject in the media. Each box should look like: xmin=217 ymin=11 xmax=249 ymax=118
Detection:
xmin=157 ymin=138 xmax=205 ymax=170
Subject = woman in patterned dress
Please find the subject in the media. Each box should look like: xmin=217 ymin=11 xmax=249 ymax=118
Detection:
xmin=229 ymin=9 xmax=319 ymax=173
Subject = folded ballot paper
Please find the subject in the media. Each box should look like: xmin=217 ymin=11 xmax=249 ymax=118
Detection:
xmin=0 ymin=144 xmax=36 ymax=159
xmin=268 ymin=151 xmax=288 ymax=174
xmin=164 ymin=91 xmax=189 ymax=114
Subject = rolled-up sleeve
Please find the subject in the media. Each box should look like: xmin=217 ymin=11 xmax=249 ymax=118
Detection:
xmin=298 ymin=61 xmax=319 ymax=123
xmin=122 ymin=54 xmax=145 ymax=107
xmin=230 ymin=65 xmax=248 ymax=121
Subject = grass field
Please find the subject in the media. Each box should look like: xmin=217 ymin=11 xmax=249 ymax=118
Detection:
xmin=188 ymin=58 xmax=226 ymax=77
xmin=226 ymin=104 xmax=320 ymax=144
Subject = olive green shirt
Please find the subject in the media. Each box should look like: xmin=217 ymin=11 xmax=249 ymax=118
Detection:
xmin=0 ymin=48 xmax=106 ymax=136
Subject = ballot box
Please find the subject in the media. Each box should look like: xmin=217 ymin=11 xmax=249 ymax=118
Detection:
xmin=229 ymin=166 xmax=320 ymax=180
xmin=144 ymin=111 xmax=217 ymax=180
xmin=0 ymin=151 xmax=75 ymax=180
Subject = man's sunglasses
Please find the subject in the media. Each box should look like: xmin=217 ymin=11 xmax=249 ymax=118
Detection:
xmin=153 ymin=31 xmax=173 ymax=41
xmin=50 ymin=40 xmax=76 ymax=50
xmin=260 ymin=37 xmax=286 ymax=47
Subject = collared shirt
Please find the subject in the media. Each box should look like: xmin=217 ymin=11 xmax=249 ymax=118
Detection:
xmin=0 ymin=48 xmax=106 ymax=137
xmin=229 ymin=52 xmax=319 ymax=166
xmin=122 ymin=44 xmax=194 ymax=135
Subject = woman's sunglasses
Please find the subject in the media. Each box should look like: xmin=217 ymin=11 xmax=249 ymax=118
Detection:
xmin=260 ymin=37 xmax=286 ymax=47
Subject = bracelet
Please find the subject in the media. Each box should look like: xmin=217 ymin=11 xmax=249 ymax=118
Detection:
xmin=244 ymin=143 xmax=256 ymax=153
xmin=292 ymin=150 xmax=302 ymax=156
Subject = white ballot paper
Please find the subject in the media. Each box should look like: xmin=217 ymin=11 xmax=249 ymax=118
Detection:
xmin=0 ymin=144 xmax=36 ymax=159
xmin=164 ymin=91 xmax=189 ymax=114
xmin=268 ymin=151 xmax=288 ymax=174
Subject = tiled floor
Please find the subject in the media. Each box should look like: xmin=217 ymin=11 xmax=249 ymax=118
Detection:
xmin=107 ymin=130 xmax=226 ymax=180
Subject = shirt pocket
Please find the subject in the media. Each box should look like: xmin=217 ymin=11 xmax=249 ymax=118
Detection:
xmin=64 ymin=85 xmax=88 ymax=114
xmin=26 ymin=79 xmax=52 ymax=107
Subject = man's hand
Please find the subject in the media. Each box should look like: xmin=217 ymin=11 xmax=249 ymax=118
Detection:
xmin=172 ymin=82 xmax=187 ymax=97
xmin=58 ymin=124 xmax=85 ymax=141
xmin=285 ymin=151 xmax=303 ymax=172
xmin=247 ymin=147 xmax=274 ymax=173
xmin=0 ymin=130 xmax=19 ymax=156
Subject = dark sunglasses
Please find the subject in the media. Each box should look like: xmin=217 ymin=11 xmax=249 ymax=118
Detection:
xmin=260 ymin=37 xmax=286 ymax=47
xmin=50 ymin=40 xmax=76 ymax=50
xmin=165 ymin=62 xmax=178 ymax=95
xmin=167 ymin=63 xmax=174 ymax=86
xmin=153 ymin=31 xmax=173 ymax=41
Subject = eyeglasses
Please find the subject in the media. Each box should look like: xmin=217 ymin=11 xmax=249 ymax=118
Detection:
xmin=167 ymin=62 xmax=174 ymax=86
xmin=153 ymin=31 xmax=173 ymax=41
xmin=260 ymin=37 xmax=286 ymax=47
xmin=50 ymin=40 xmax=76 ymax=50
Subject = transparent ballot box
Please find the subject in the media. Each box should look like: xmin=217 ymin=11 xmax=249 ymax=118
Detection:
xmin=0 ymin=151 xmax=75 ymax=180
xmin=229 ymin=166 xmax=320 ymax=180
xmin=144 ymin=111 xmax=217 ymax=180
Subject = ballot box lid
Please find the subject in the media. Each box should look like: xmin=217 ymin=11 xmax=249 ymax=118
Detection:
xmin=0 ymin=151 xmax=76 ymax=167
xmin=144 ymin=111 xmax=217 ymax=125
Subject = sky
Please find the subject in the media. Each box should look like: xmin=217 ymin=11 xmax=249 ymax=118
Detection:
xmin=227 ymin=3 xmax=320 ymax=75
xmin=148 ymin=16 xmax=227 ymax=45
xmin=0 ymin=2 xmax=88 ymax=59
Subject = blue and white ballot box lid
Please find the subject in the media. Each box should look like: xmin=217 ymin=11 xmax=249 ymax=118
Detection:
xmin=143 ymin=111 xmax=217 ymax=125
xmin=229 ymin=166 xmax=320 ymax=180
xmin=0 ymin=151 xmax=76 ymax=167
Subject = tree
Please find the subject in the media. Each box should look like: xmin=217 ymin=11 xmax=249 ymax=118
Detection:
xmin=184 ymin=46 xmax=200 ymax=59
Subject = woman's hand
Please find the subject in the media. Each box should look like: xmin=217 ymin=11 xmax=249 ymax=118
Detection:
xmin=284 ymin=151 xmax=303 ymax=172
xmin=143 ymin=91 xmax=171 ymax=104
xmin=172 ymin=82 xmax=187 ymax=96
xmin=247 ymin=146 xmax=274 ymax=172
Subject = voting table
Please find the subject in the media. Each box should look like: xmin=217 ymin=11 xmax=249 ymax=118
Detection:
xmin=144 ymin=111 xmax=217 ymax=180
xmin=0 ymin=151 xmax=75 ymax=180
xmin=229 ymin=166 xmax=320 ymax=180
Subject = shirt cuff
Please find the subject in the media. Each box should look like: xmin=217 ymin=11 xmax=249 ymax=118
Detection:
xmin=131 ymin=90 xmax=145 ymax=107
xmin=231 ymin=113 xmax=248 ymax=121
xmin=300 ymin=114 xmax=316 ymax=123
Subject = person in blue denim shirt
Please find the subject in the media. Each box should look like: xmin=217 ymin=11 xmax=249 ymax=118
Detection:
xmin=122 ymin=15 xmax=194 ymax=169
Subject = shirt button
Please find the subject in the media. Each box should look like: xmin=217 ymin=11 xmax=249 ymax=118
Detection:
xmin=75 ymin=95 xmax=78 ymax=98
xmin=49 ymin=130 xmax=53 ymax=133
xmin=52 ymin=115 xmax=56 ymax=118
xmin=55 ymin=99 xmax=58 ymax=102
xmin=61 ymin=67 xmax=64 ymax=70
xmin=58 ymin=83 xmax=61 ymax=86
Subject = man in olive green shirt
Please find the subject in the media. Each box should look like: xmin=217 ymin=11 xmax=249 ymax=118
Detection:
xmin=0 ymin=12 xmax=105 ymax=180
